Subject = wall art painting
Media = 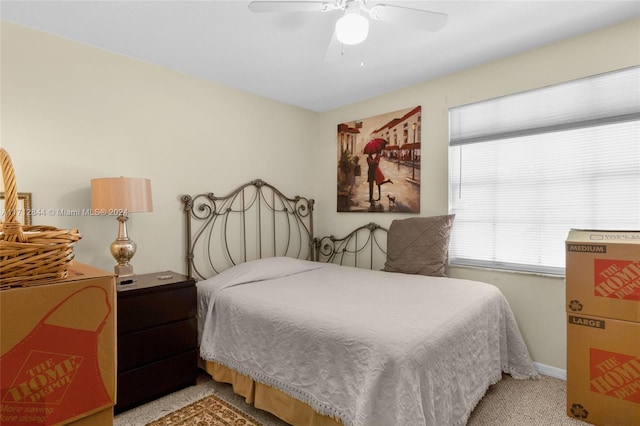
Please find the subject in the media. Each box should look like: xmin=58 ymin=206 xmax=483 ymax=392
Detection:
xmin=337 ymin=106 xmax=421 ymax=213
xmin=0 ymin=192 xmax=32 ymax=225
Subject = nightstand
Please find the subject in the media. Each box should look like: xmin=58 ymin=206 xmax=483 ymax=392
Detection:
xmin=114 ymin=271 xmax=197 ymax=414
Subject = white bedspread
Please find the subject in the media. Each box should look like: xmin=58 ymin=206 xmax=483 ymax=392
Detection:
xmin=198 ymin=257 xmax=539 ymax=426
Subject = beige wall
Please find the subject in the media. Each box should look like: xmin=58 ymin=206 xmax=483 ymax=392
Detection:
xmin=0 ymin=21 xmax=318 ymax=275
xmin=314 ymin=19 xmax=640 ymax=371
xmin=2 ymin=18 xmax=639 ymax=372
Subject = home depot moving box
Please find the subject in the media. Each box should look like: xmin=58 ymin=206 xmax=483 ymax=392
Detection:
xmin=566 ymin=229 xmax=640 ymax=425
xmin=566 ymin=229 xmax=640 ymax=323
xmin=566 ymin=314 xmax=640 ymax=426
xmin=0 ymin=262 xmax=116 ymax=425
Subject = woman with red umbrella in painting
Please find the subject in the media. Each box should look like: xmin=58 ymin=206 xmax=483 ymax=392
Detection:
xmin=364 ymin=138 xmax=392 ymax=204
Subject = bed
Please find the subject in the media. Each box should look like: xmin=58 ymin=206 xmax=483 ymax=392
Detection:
xmin=182 ymin=179 xmax=539 ymax=426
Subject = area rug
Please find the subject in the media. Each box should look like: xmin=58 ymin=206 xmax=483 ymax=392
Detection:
xmin=147 ymin=394 xmax=262 ymax=426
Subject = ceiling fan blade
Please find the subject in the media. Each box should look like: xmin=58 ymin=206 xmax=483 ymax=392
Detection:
xmin=248 ymin=1 xmax=336 ymax=13
xmin=368 ymin=4 xmax=448 ymax=32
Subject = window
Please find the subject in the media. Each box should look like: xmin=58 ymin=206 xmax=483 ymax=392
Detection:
xmin=448 ymin=67 xmax=640 ymax=275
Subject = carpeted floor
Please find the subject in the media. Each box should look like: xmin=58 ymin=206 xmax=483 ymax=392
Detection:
xmin=114 ymin=372 xmax=587 ymax=426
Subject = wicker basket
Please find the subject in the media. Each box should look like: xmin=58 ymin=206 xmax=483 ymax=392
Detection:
xmin=0 ymin=148 xmax=81 ymax=289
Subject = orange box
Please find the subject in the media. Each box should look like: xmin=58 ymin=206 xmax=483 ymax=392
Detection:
xmin=68 ymin=407 xmax=113 ymax=426
xmin=1 ymin=262 xmax=116 ymax=425
xmin=566 ymin=229 xmax=640 ymax=323
xmin=566 ymin=314 xmax=640 ymax=425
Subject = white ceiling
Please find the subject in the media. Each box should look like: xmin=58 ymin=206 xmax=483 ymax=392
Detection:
xmin=2 ymin=1 xmax=639 ymax=112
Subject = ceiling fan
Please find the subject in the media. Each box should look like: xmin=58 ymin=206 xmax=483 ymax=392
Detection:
xmin=248 ymin=0 xmax=448 ymax=61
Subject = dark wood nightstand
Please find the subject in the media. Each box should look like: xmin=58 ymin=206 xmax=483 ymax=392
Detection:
xmin=114 ymin=271 xmax=197 ymax=414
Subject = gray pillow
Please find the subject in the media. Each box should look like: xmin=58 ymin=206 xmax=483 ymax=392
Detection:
xmin=383 ymin=215 xmax=455 ymax=277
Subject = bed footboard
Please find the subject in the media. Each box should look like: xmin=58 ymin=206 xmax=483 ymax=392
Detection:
xmin=314 ymin=222 xmax=388 ymax=270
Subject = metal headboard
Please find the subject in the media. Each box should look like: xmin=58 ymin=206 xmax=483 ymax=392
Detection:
xmin=182 ymin=179 xmax=314 ymax=280
xmin=314 ymin=222 xmax=388 ymax=271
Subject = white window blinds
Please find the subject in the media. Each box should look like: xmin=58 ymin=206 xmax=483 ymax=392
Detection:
xmin=448 ymin=66 xmax=640 ymax=275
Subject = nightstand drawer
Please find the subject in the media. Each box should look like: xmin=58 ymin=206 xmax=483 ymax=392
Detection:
xmin=115 ymin=349 xmax=198 ymax=414
xmin=118 ymin=285 xmax=196 ymax=334
xmin=118 ymin=317 xmax=197 ymax=372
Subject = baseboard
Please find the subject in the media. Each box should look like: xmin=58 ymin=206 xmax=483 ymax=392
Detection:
xmin=534 ymin=362 xmax=566 ymax=380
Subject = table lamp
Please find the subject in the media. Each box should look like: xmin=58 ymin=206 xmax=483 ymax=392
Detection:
xmin=91 ymin=177 xmax=153 ymax=284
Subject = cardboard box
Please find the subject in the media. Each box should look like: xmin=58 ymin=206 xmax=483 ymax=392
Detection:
xmin=1 ymin=262 xmax=116 ymax=425
xmin=567 ymin=314 xmax=640 ymax=425
xmin=566 ymin=229 xmax=640 ymax=323
xmin=68 ymin=407 xmax=113 ymax=426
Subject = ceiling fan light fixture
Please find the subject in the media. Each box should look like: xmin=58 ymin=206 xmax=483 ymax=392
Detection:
xmin=335 ymin=11 xmax=369 ymax=45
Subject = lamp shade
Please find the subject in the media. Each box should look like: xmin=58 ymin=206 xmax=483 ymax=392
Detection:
xmin=335 ymin=11 xmax=369 ymax=45
xmin=91 ymin=177 xmax=153 ymax=214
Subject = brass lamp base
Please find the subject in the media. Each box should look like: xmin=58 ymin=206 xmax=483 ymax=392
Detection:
xmin=111 ymin=215 xmax=138 ymax=286
xmin=114 ymin=262 xmax=137 ymax=286
xmin=115 ymin=264 xmax=134 ymax=276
